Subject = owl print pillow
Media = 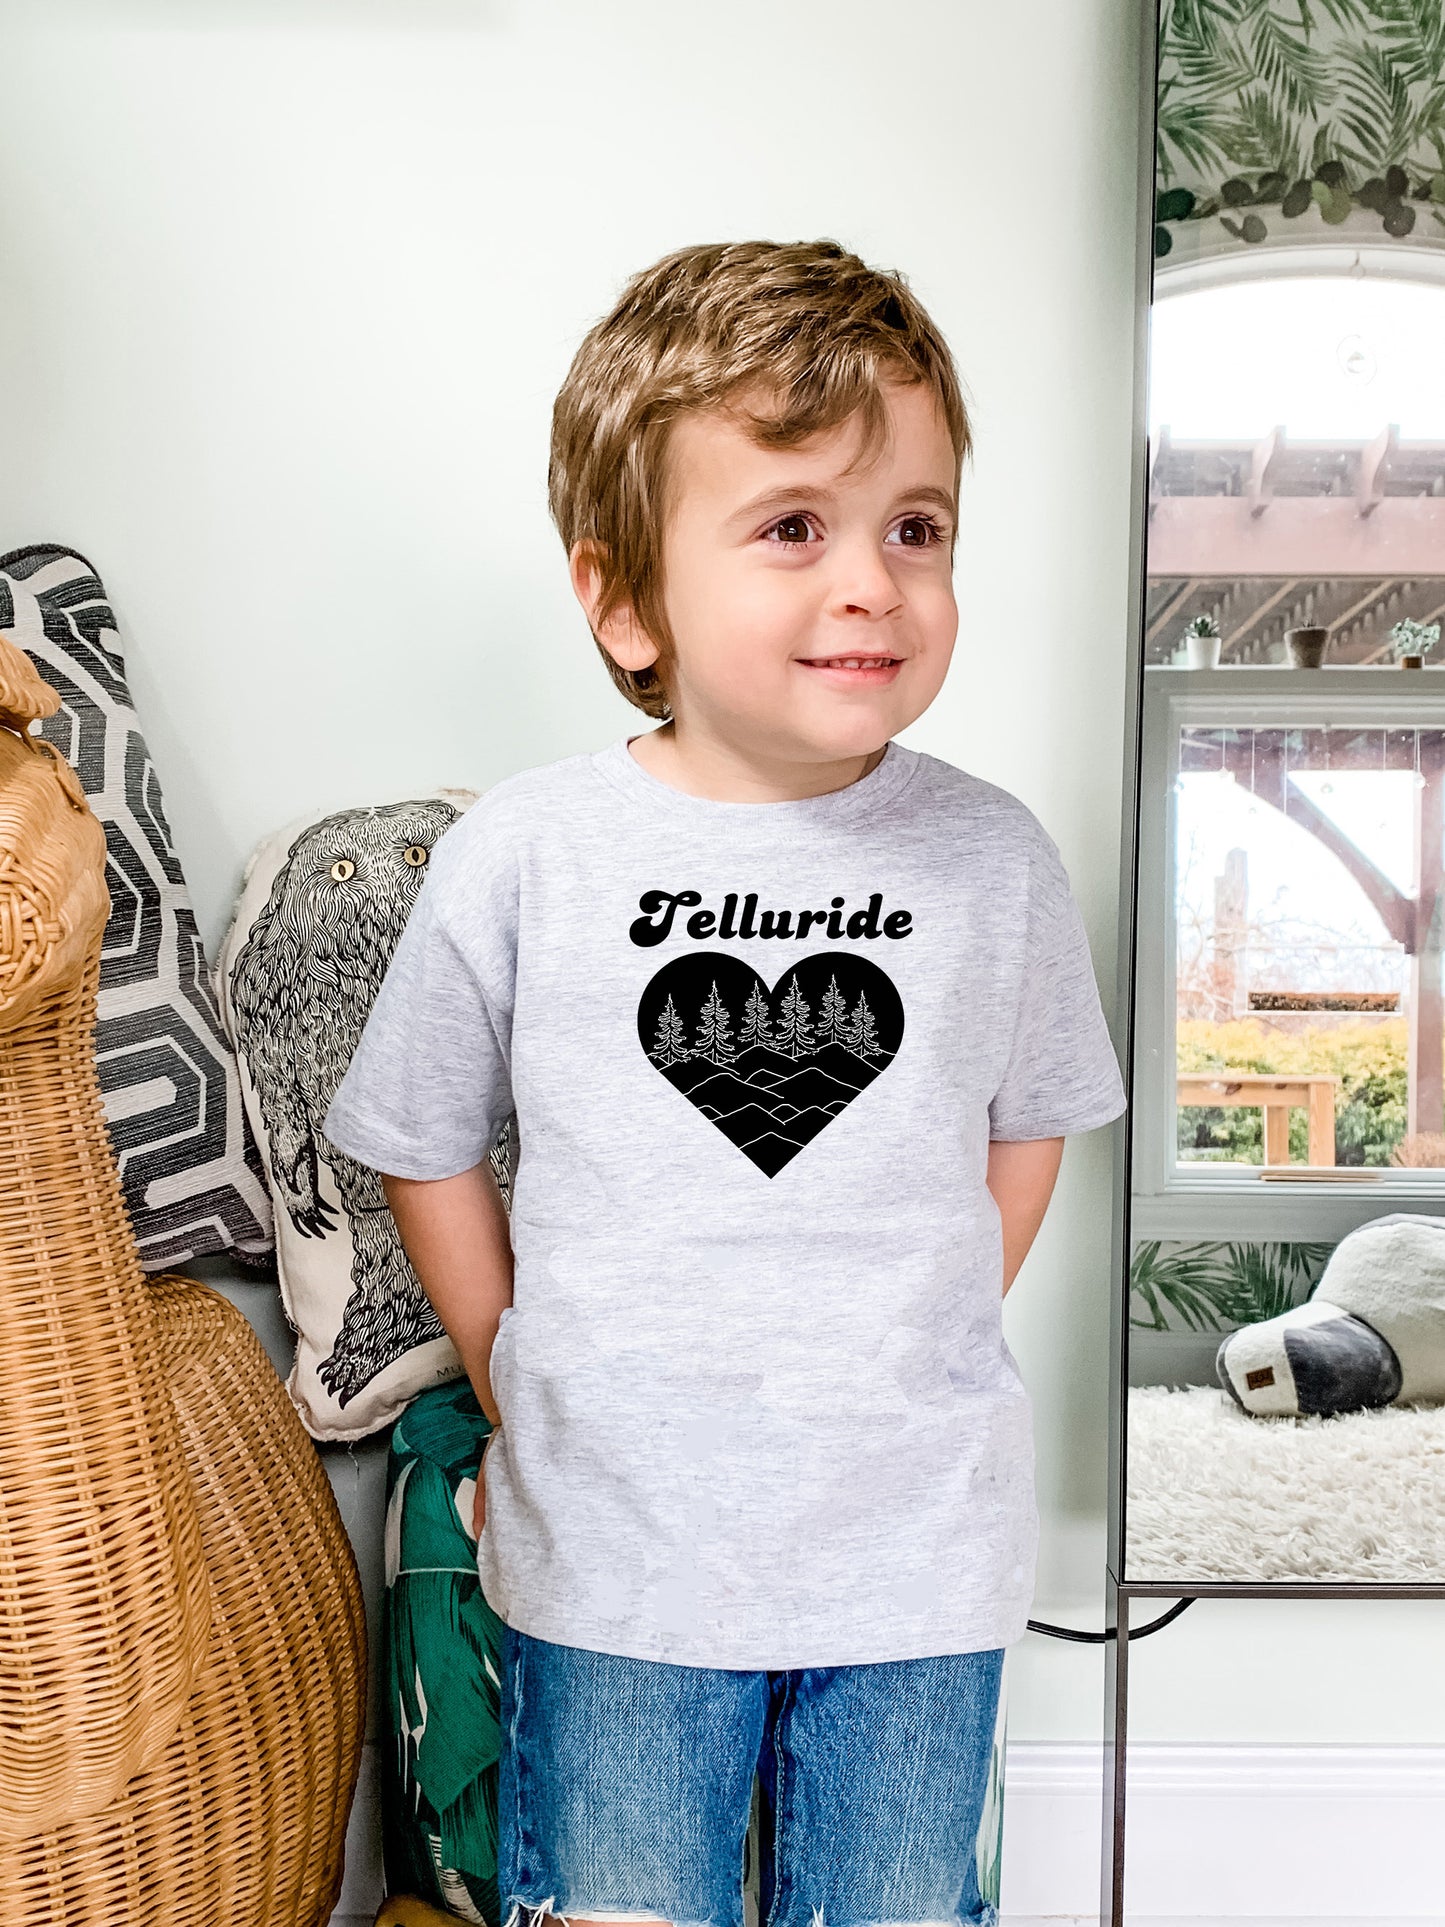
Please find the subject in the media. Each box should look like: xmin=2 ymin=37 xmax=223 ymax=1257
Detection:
xmin=216 ymin=791 xmax=514 ymax=1441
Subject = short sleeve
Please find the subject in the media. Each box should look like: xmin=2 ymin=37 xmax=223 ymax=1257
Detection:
xmin=322 ymin=874 xmax=513 ymax=1180
xmin=987 ymin=830 xmax=1128 ymax=1142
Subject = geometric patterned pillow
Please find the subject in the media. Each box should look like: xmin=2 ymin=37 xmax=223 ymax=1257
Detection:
xmin=0 ymin=543 xmax=273 ymax=1269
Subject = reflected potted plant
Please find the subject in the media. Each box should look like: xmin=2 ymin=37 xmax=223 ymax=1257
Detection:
xmin=1388 ymin=617 xmax=1441 ymax=670
xmin=1182 ymin=614 xmax=1222 ymax=668
xmin=1284 ymin=624 xmax=1329 ymax=667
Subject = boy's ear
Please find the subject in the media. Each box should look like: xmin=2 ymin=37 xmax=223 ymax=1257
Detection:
xmin=569 ymin=543 xmax=661 ymax=676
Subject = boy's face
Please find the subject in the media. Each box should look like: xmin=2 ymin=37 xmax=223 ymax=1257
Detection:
xmin=601 ymin=379 xmax=958 ymax=769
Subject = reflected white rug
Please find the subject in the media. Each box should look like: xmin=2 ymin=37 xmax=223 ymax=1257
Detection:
xmin=1126 ymin=1385 xmax=1445 ymax=1582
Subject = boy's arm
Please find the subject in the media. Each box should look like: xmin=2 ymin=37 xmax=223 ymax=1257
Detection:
xmin=382 ymin=1161 xmax=514 ymax=1424
xmin=986 ymin=1136 xmax=1065 ymax=1296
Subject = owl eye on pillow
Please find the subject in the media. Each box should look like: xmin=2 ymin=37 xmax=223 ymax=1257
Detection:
xmin=217 ymin=791 xmax=515 ymax=1442
xmin=1217 ymin=1213 xmax=1445 ymax=1420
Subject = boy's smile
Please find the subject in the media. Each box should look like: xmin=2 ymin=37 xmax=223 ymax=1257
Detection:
xmin=796 ymin=653 xmax=904 ymax=687
xmin=575 ymin=377 xmax=959 ymax=803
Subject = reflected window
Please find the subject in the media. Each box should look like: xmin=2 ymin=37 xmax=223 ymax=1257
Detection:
xmin=1174 ymin=722 xmax=1443 ymax=1172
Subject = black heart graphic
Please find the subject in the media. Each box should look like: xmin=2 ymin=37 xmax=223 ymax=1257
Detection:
xmin=638 ymin=951 xmax=904 ymax=1176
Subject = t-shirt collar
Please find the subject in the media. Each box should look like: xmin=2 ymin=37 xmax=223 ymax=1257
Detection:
xmin=593 ymin=732 xmax=919 ymax=823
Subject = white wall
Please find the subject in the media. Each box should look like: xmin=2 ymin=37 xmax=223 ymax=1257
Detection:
xmin=3 ymin=0 xmax=1440 ymax=1801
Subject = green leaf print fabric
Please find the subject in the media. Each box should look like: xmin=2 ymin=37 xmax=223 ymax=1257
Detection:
xmin=382 ymin=1378 xmax=504 ymax=1925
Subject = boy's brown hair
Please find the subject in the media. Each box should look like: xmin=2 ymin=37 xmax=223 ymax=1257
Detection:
xmin=549 ymin=239 xmax=972 ymax=719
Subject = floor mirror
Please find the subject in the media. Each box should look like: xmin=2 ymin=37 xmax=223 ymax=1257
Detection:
xmin=1104 ymin=2 xmax=1445 ymax=1916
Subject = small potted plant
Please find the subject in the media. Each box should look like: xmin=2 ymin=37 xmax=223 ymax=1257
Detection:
xmin=1182 ymin=614 xmax=1222 ymax=669
xmin=1284 ymin=624 xmax=1329 ymax=667
xmin=1388 ymin=617 xmax=1441 ymax=669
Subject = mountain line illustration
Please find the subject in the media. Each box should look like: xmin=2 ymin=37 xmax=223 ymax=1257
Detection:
xmin=637 ymin=951 xmax=905 ymax=1176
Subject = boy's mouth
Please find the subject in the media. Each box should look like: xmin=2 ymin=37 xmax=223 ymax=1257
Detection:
xmin=796 ymin=653 xmax=903 ymax=686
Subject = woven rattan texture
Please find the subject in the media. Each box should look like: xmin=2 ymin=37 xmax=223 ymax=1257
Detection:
xmin=1 ymin=641 xmax=365 ymax=1918
xmin=0 ymin=628 xmax=59 ymax=735
xmin=0 ymin=632 xmax=101 ymax=1030
xmin=0 ymin=1276 xmax=368 ymax=1922
xmin=0 ymin=706 xmax=214 ymax=1839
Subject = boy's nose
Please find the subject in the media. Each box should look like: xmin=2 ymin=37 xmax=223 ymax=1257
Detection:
xmin=824 ymin=540 xmax=904 ymax=621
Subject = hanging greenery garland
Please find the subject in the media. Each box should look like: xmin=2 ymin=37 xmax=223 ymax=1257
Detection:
xmin=1155 ymin=0 xmax=1445 ymax=258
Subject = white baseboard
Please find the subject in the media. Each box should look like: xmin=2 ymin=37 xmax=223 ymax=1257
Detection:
xmin=333 ymin=1738 xmax=1445 ymax=1925
xmin=1000 ymin=1741 xmax=1445 ymax=1920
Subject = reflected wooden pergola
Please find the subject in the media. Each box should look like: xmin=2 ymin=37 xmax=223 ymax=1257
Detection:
xmin=1179 ymin=723 xmax=1445 ymax=1139
xmin=1147 ymin=429 xmax=1445 ymax=667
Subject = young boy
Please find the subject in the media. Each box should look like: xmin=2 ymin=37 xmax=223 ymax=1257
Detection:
xmin=324 ymin=238 xmax=1126 ymax=1927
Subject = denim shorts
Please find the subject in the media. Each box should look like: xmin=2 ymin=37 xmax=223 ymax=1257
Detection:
xmin=497 ymin=1625 xmax=1004 ymax=1927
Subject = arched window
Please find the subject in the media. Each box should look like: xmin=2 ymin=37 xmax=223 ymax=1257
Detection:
xmin=1148 ymin=252 xmax=1445 ymax=667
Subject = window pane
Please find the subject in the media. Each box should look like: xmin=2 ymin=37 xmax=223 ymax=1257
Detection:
xmin=1175 ymin=722 xmax=1445 ymax=1171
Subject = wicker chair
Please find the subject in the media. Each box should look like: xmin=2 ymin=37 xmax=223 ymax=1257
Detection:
xmin=0 ymin=633 xmax=367 ymax=1923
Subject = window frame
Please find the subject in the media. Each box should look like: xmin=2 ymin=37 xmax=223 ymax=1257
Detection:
xmin=1133 ymin=663 xmax=1445 ymax=1241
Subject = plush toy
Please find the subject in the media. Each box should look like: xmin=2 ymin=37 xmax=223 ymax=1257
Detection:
xmin=1217 ymin=1213 xmax=1445 ymax=1418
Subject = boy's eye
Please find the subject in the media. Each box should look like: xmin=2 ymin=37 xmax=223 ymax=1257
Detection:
xmin=763 ymin=513 xmax=819 ymax=545
xmin=888 ymin=514 xmax=945 ymax=548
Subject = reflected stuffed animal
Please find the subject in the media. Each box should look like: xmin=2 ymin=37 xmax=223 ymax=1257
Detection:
xmin=1217 ymin=1213 xmax=1445 ymax=1418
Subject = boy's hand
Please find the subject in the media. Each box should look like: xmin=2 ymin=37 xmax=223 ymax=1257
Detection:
xmin=379 ymin=1159 xmax=514 ymax=1543
xmin=472 ymin=1425 xmax=500 ymax=1539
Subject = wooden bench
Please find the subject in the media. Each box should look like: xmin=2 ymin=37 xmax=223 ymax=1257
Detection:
xmin=1177 ymin=1070 xmax=1341 ymax=1166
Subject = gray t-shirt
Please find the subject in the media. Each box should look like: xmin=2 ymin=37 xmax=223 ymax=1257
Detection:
xmin=324 ymin=735 xmax=1127 ymax=1668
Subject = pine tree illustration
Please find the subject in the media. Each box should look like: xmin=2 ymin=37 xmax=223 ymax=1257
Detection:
xmin=774 ymin=975 xmax=817 ymax=1061
xmin=845 ymin=991 xmax=882 ymax=1060
xmin=817 ymin=975 xmax=849 ymax=1048
xmin=740 ymin=981 xmax=773 ymax=1052
xmin=694 ymin=982 xmax=738 ymax=1067
xmin=650 ymin=994 xmax=690 ymax=1069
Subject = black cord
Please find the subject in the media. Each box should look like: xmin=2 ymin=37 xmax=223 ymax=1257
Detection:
xmin=1026 ymin=1597 xmax=1196 ymax=1643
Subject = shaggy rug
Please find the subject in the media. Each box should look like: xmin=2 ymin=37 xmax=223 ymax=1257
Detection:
xmin=1126 ymin=1385 xmax=1445 ymax=1582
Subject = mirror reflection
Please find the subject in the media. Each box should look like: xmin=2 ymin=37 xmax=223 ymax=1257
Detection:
xmin=1125 ymin=256 xmax=1445 ymax=1585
